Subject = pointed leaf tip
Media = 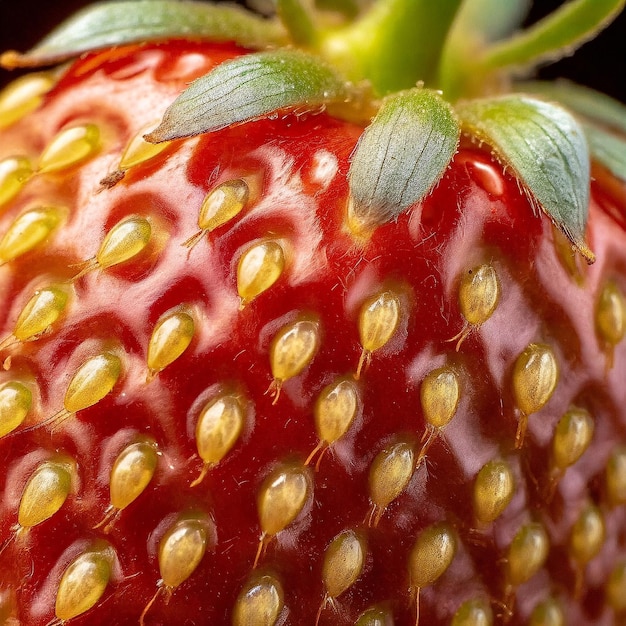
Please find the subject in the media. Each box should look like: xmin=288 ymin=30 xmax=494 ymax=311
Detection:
xmin=348 ymin=89 xmax=460 ymax=231
xmin=145 ymin=50 xmax=349 ymax=143
xmin=458 ymin=95 xmax=595 ymax=264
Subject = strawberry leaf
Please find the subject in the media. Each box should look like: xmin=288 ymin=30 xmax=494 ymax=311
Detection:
xmin=146 ymin=50 xmax=349 ymax=142
xmin=348 ymin=89 xmax=459 ymax=230
xmin=0 ymin=1 xmax=287 ymax=68
xmin=438 ymin=0 xmax=532 ymax=99
xmin=450 ymin=0 xmax=532 ymax=42
xmin=480 ymin=0 xmax=625 ymax=73
xmin=519 ymin=80 xmax=626 ymax=136
xmin=518 ymin=81 xmax=626 ymax=183
xmin=458 ymin=95 xmax=595 ymax=263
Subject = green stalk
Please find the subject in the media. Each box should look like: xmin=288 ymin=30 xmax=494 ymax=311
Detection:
xmin=481 ymin=0 xmax=625 ymax=71
xmin=317 ymin=0 xmax=464 ymax=96
xmin=437 ymin=0 xmax=532 ymax=100
xmin=438 ymin=0 xmax=624 ymax=101
xmin=276 ymin=0 xmax=318 ymax=47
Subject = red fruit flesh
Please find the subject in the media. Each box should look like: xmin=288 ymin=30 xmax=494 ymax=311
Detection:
xmin=1 ymin=42 xmax=626 ymax=626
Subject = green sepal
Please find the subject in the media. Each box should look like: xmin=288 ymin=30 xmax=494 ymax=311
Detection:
xmin=0 ymin=1 xmax=287 ymax=68
xmin=519 ymin=80 xmax=626 ymax=182
xmin=348 ymin=89 xmax=459 ymax=230
xmin=457 ymin=95 xmax=595 ymax=263
xmin=146 ymin=50 xmax=349 ymax=143
xmin=480 ymin=0 xmax=625 ymax=72
xmin=519 ymin=80 xmax=626 ymax=136
xmin=448 ymin=0 xmax=531 ymax=42
xmin=584 ymin=125 xmax=626 ymax=182
xmin=438 ymin=0 xmax=532 ymax=99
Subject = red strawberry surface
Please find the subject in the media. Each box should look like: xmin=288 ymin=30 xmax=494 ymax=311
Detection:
xmin=1 ymin=2 xmax=626 ymax=626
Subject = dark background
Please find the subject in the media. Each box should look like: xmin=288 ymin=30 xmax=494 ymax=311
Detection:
xmin=0 ymin=0 xmax=625 ymax=103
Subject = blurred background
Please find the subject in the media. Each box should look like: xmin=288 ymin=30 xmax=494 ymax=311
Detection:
xmin=0 ymin=0 xmax=625 ymax=103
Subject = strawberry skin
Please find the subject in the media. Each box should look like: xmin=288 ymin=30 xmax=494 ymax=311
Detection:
xmin=0 ymin=20 xmax=626 ymax=626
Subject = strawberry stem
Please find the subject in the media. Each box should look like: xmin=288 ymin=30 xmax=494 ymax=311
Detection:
xmin=277 ymin=0 xmax=318 ymax=46
xmin=317 ymin=0 xmax=464 ymax=95
xmin=437 ymin=0 xmax=533 ymax=100
xmin=314 ymin=0 xmax=624 ymax=100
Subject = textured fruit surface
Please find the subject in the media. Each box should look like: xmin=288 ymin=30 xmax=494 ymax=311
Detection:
xmin=1 ymin=40 xmax=626 ymax=626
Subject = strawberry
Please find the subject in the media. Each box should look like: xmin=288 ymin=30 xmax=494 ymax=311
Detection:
xmin=0 ymin=1 xmax=626 ymax=625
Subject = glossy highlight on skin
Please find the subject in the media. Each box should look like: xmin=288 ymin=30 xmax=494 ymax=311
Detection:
xmin=0 ymin=34 xmax=625 ymax=626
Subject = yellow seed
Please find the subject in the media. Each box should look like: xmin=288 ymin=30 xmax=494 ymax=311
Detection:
xmin=182 ymin=179 xmax=251 ymax=249
xmin=0 ymin=155 xmax=32 ymax=208
xmin=459 ymin=264 xmax=500 ymax=327
xmin=0 ymin=206 xmax=64 ymax=264
xmin=119 ymin=125 xmax=170 ymax=170
xmin=39 ymin=124 xmax=100 ymax=173
xmin=369 ymin=441 xmax=415 ymax=511
xmin=97 ymin=215 xmax=152 ymax=270
xmin=529 ymin=597 xmax=564 ymax=626
xmin=513 ymin=343 xmax=558 ymax=416
xmin=139 ymin=517 xmax=210 ymax=625
xmin=64 ymin=352 xmax=122 ymax=414
xmin=55 ymin=547 xmax=113 ymax=621
xmin=358 ymin=291 xmax=401 ymax=354
xmin=451 ymin=598 xmax=493 ymax=626
xmin=195 ymin=394 xmax=244 ymax=465
xmin=147 ymin=310 xmax=194 ymax=376
xmin=606 ymin=446 xmax=626 ymax=505
xmin=233 ymin=574 xmax=284 ymax=626
xmin=552 ymin=407 xmax=594 ymax=470
xmin=569 ymin=503 xmax=605 ymax=565
xmin=607 ymin=560 xmax=626 ymax=612
xmin=314 ymin=378 xmax=359 ymax=445
xmin=258 ymin=464 xmax=311 ymax=537
xmin=596 ymin=281 xmax=626 ymax=346
xmin=270 ymin=318 xmax=320 ymax=384
xmin=322 ymin=529 xmax=366 ymax=599
xmin=409 ymin=522 xmax=457 ymax=589
xmin=420 ymin=366 xmax=460 ymax=429
xmin=237 ymin=240 xmax=285 ymax=305
xmin=506 ymin=522 xmax=549 ymax=587
xmin=13 ymin=285 xmax=70 ymax=342
xmin=18 ymin=459 xmax=74 ymax=528
xmin=356 ymin=607 xmax=394 ymax=626
xmin=0 ymin=381 xmax=32 ymax=437
xmin=473 ymin=459 xmax=515 ymax=524
xmin=198 ymin=179 xmax=249 ymax=231
xmin=110 ymin=439 xmax=158 ymax=511
xmin=0 ymin=73 xmax=54 ymax=129
xmin=159 ymin=518 xmax=208 ymax=589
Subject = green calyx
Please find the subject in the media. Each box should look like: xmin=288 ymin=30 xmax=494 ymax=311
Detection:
xmin=146 ymin=49 xmax=350 ymax=142
xmin=457 ymin=95 xmax=594 ymax=263
xmin=2 ymin=0 xmax=625 ymax=260
xmin=348 ymin=89 xmax=460 ymax=231
xmin=0 ymin=1 xmax=288 ymax=68
xmin=3 ymin=0 xmax=623 ymax=99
